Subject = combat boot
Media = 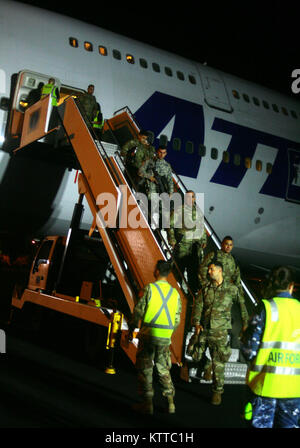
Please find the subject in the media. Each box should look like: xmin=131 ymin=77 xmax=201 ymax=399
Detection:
xmin=166 ymin=395 xmax=176 ymax=414
xmin=132 ymin=399 xmax=153 ymax=415
xmin=211 ymin=392 xmax=222 ymax=405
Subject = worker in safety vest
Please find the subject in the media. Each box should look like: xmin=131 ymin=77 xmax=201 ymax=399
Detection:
xmin=127 ymin=260 xmax=182 ymax=415
xmin=92 ymin=102 xmax=104 ymax=140
xmin=41 ymin=77 xmax=60 ymax=106
xmin=241 ymin=265 xmax=300 ymax=428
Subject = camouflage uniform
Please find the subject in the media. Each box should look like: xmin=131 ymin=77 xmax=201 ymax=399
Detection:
xmin=77 ymin=92 xmax=97 ymax=122
xmin=199 ymin=249 xmax=244 ymax=300
xmin=168 ymin=203 xmax=207 ymax=295
xmin=138 ymin=156 xmax=174 ymax=196
xmin=199 ymin=248 xmax=246 ymax=352
xmin=192 ymin=280 xmax=249 ymax=393
xmin=121 ymin=139 xmax=155 ymax=170
xmin=128 ymin=281 xmax=181 ymax=399
xmin=138 ymin=156 xmax=174 ymax=227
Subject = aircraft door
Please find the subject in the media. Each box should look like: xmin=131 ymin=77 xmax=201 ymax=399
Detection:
xmin=197 ymin=67 xmax=233 ymax=113
xmin=286 ymin=148 xmax=300 ymax=203
xmin=7 ymin=70 xmax=61 ymax=142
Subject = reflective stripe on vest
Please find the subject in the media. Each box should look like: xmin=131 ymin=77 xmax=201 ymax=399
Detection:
xmin=41 ymin=84 xmax=58 ymax=106
xmin=247 ymin=297 xmax=300 ymax=398
xmin=143 ymin=282 xmax=178 ymax=339
xmin=93 ymin=111 xmax=103 ymax=129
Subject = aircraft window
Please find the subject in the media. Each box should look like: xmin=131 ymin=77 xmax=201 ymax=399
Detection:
xmin=199 ymin=144 xmax=206 ymax=157
xmin=233 ymin=154 xmax=241 ymax=166
xmin=126 ymin=54 xmax=135 ymax=64
xmin=159 ymin=134 xmax=168 ymax=147
xmin=152 ymin=63 xmax=160 ymax=73
xmin=222 ymin=151 xmax=230 ymax=163
xmin=185 ymin=141 xmax=194 ymax=154
xmin=281 ymin=107 xmax=288 ymax=116
xmin=84 ymin=42 xmax=93 ymax=52
xmin=139 ymin=58 xmax=148 ymax=69
xmin=243 ymin=93 xmax=250 ymax=103
xmin=291 ymin=110 xmax=298 ymax=119
xmin=272 ymin=104 xmax=279 ymax=113
xmin=165 ymin=67 xmax=173 ymax=77
xmin=253 ymin=97 xmax=260 ymax=106
xmin=232 ymin=90 xmax=240 ymax=99
xmin=69 ymin=37 xmax=78 ymax=48
xmin=211 ymin=147 xmax=218 ymax=160
xmin=99 ymin=46 xmax=107 ymax=56
xmin=113 ymin=49 xmax=122 ymax=60
xmin=172 ymin=138 xmax=181 ymax=151
xmin=188 ymin=75 xmax=196 ymax=85
xmin=177 ymin=71 xmax=185 ymax=81
xmin=256 ymin=160 xmax=262 ymax=171
xmin=266 ymin=163 xmax=273 ymax=174
xmin=262 ymin=100 xmax=270 ymax=109
xmin=245 ymin=157 xmax=252 ymax=169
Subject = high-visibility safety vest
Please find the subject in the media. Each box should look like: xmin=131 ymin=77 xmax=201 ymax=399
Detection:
xmin=41 ymin=83 xmax=58 ymax=106
xmin=143 ymin=281 xmax=179 ymax=340
xmin=93 ymin=111 xmax=103 ymax=129
xmin=247 ymin=297 xmax=300 ymax=398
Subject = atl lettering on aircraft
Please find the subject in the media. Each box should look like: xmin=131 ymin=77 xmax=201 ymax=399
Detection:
xmin=135 ymin=92 xmax=300 ymax=203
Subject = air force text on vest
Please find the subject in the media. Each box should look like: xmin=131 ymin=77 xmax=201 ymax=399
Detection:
xmin=268 ymin=351 xmax=300 ymax=365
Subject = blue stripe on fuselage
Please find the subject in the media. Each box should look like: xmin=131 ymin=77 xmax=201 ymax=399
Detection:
xmin=134 ymin=92 xmax=300 ymax=200
xmin=134 ymin=92 xmax=205 ymax=178
xmin=211 ymin=118 xmax=300 ymax=199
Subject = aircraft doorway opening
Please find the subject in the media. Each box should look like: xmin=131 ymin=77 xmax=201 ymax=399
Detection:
xmin=57 ymin=85 xmax=85 ymax=106
xmin=5 ymin=69 xmax=84 ymax=151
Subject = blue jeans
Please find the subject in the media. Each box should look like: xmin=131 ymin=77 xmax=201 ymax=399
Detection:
xmin=251 ymin=396 xmax=300 ymax=428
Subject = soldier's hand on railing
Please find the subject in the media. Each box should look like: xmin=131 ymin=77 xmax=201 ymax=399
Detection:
xmin=194 ymin=324 xmax=203 ymax=335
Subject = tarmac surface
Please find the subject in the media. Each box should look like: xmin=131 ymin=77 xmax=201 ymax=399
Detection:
xmin=0 ymin=311 xmax=250 ymax=433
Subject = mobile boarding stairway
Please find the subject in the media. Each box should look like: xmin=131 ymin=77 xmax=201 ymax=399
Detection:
xmin=11 ymin=93 xmax=258 ymax=382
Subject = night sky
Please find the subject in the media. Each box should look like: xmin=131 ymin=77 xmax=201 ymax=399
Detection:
xmin=16 ymin=0 xmax=300 ymax=98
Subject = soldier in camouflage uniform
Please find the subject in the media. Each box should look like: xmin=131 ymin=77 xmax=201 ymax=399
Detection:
xmin=168 ymin=191 xmax=207 ymax=296
xmin=121 ymin=130 xmax=155 ymax=190
xmin=198 ymin=236 xmax=247 ymax=380
xmin=77 ymin=84 xmax=98 ymax=122
xmin=127 ymin=260 xmax=181 ymax=414
xmin=191 ymin=261 xmax=249 ymax=405
xmin=199 ymin=235 xmax=244 ymax=297
xmin=138 ymin=145 xmax=174 ymax=228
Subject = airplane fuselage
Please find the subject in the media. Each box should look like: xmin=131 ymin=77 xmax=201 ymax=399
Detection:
xmin=0 ymin=0 xmax=300 ymax=274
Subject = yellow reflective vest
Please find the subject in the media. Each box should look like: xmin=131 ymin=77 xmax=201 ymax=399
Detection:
xmin=247 ymin=297 xmax=300 ymax=398
xmin=41 ymin=83 xmax=58 ymax=106
xmin=93 ymin=111 xmax=103 ymax=129
xmin=143 ymin=281 xmax=179 ymax=340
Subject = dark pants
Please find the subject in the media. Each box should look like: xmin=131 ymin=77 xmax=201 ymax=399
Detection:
xmin=251 ymin=395 xmax=300 ymax=428
xmin=135 ymin=338 xmax=175 ymax=399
